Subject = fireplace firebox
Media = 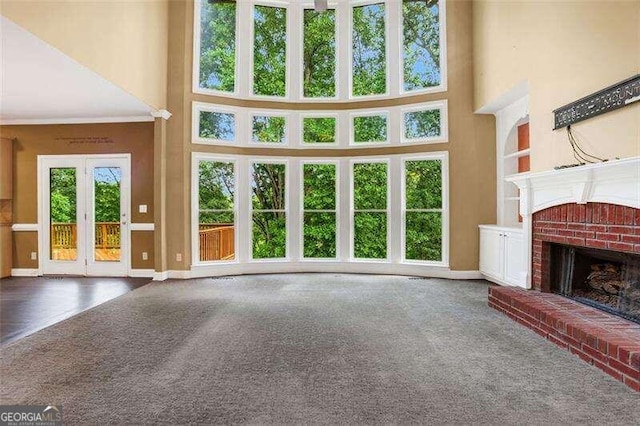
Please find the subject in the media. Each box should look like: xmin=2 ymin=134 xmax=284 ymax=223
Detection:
xmin=550 ymin=244 xmax=640 ymax=324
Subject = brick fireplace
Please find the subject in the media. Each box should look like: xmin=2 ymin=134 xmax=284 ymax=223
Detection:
xmin=491 ymin=158 xmax=640 ymax=391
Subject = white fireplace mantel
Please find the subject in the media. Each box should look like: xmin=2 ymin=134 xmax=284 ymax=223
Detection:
xmin=506 ymin=156 xmax=640 ymax=217
xmin=492 ymin=156 xmax=640 ymax=289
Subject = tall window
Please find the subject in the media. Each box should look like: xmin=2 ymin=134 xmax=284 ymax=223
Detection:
xmin=351 ymin=3 xmax=387 ymax=97
xmin=198 ymin=161 xmax=235 ymax=261
xmin=404 ymin=158 xmax=442 ymax=261
xmin=402 ymin=0 xmax=441 ymax=91
xmin=352 ymin=161 xmax=388 ymax=259
xmin=303 ymin=8 xmax=336 ymax=98
xmin=302 ymin=163 xmax=337 ymax=259
xmin=251 ymin=162 xmax=287 ymax=258
xmin=253 ymin=5 xmax=287 ymax=97
xmin=198 ymin=0 xmax=236 ymax=92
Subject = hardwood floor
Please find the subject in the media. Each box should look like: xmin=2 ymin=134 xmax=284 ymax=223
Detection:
xmin=0 ymin=276 xmax=150 ymax=344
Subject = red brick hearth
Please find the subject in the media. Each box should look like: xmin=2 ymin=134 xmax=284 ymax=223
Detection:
xmin=489 ymin=286 xmax=640 ymax=391
xmin=532 ymin=203 xmax=640 ymax=291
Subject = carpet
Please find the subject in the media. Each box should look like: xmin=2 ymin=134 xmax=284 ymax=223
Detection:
xmin=1 ymin=274 xmax=639 ymax=424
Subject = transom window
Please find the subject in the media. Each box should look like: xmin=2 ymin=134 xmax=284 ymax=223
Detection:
xmin=194 ymin=0 xmax=446 ymax=100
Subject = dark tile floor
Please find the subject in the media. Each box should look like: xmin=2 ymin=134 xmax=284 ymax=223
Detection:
xmin=0 ymin=276 xmax=150 ymax=344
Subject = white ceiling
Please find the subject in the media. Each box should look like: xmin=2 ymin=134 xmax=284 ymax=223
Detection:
xmin=0 ymin=16 xmax=155 ymax=124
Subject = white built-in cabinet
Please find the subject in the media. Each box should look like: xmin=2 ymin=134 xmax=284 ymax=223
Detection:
xmin=479 ymin=225 xmax=526 ymax=287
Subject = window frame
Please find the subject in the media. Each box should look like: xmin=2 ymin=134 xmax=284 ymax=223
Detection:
xmin=299 ymin=2 xmax=340 ymax=102
xmin=348 ymin=0 xmax=391 ymax=100
xmin=400 ymin=152 xmax=449 ymax=266
xmin=349 ymin=109 xmax=390 ymax=146
xmin=401 ymin=100 xmax=448 ymax=145
xmin=249 ymin=111 xmax=290 ymax=146
xmin=193 ymin=103 xmax=239 ymax=146
xmin=350 ymin=158 xmax=391 ymax=261
xmin=192 ymin=0 xmax=240 ymax=97
xmin=299 ymin=112 xmax=340 ymax=147
xmin=249 ymin=158 xmax=290 ymax=261
xmin=249 ymin=0 xmax=292 ymax=100
xmin=398 ymin=0 xmax=448 ymax=96
xmin=191 ymin=154 xmax=239 ymax=266
xmin=300 ymin=160 xmax=341 ymax=261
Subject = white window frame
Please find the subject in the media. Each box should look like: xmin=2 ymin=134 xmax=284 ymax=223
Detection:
xmin=249 ymin=111 xmax=290 ymax=146
xmin=299 ymin=112 xmax=340 ymax=147
xmin=348 ymin=0 xmax=391 ymax=100
xmin=191 ymin=154 xmax=239 ymax=266
xmin=249 ymin=0 xmax=291 ymax=100
xmin=300 ymin=160 xmax=340 ymax=261
xmin=249 ymin=158 xmax=290 ymax=261
xmin=193 ymin=0 xmax=447 ymax=101
xmin=192 ymin=0 xmax=241 ymax=97
xmin=401 ymin=100 xmax=448 ymax=145
xmin=398 ymin=0 xmax=448 ymax=96
xmin=350 ymin=158 xmax=391 ymax=261
xmin=192 ymin=103 xmax=239 ymax=146
xmin=299 ymin=2 xmax=340 ymax=102
xmin=400 ymin=153 xmax=449 ymax=266
xmin=349 ymin=109 xmax=390 ymax=146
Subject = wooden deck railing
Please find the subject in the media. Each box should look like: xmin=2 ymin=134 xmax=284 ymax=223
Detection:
xmin=51 ymin=223 xmax=121 ymax=249
xmin=199 ymin=225 xmax=234 ymax=261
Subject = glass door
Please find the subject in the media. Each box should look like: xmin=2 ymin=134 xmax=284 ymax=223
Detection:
xmin=40 ymin=155 xmax=130 ymax=276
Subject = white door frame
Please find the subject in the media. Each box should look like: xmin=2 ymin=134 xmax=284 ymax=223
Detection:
xmin=38 ymin=154 xmax=131 ymax=276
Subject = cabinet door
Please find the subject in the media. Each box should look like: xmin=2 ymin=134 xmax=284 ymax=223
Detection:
xmin=504 ymin=231 xmax=526 ymax=287
xmin=480 ymin=228 xmax=503 ymax=279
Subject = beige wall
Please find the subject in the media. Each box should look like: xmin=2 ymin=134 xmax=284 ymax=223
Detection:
xmin=0 ymin=0 xmax=168 ymax=110
xmin=473 ymin=0 xmax=640 ymax=172
xmin=164 ymin=0 xmax=496 ymax=271
xmin=0 ymin=122 xmax=155 ymax=270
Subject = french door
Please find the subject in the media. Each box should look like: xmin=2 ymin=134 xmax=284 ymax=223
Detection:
xmin=40 ymin=155 xmax=130 ymax=276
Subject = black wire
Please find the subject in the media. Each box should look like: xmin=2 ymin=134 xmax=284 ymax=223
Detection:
xmin=567 ymin=125 xmax=605 ymax=163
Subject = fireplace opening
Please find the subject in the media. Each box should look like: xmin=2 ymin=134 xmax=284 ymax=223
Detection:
xmin=550 ymin=243 xmax=640 ymax=324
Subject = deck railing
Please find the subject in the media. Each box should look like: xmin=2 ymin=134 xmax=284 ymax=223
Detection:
xmin=51 ymin=223 xmax=121 ymax=249
xmin=199 ymin=224 xmax=234 ymax=261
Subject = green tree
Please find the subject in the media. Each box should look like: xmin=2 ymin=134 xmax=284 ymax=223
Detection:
xmin=403 ymin=0 xmax=441 ymax=90
xmin=303 ymin=9 xmax=336 ymax=98
xmin=50 ymin=168 xmax=76 ymax=223
xmin=199 ymin=1 xmax=236 ymax=91
xmin=352 ymin=3 xmax=386 ymax=96
xmin=253 ymin=5 xmax=287 ymax=97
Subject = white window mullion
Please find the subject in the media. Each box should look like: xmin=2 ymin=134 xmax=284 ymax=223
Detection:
xmin=340 ymin=159 xmax=351 ymax=261
xmin=388 ymin=157 xmax=401 ymax=263
xmin=236 ymin=1 xmax=251 ymax=99
xmin=387 ymin=0 xmax=401 ymax=99
xmin=236 ymin=157 xmax=250 ymax=263
xmin=289 ymin=3 xmax=301 ymax=102
xmin=289 ymin=158 xmax=302 ymax=261
xmin=337 ymin=1 xmax=350 ymax=101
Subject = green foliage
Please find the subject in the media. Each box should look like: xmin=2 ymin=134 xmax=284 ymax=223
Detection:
xmin=199 ymin=2 xmax=236 ymax=91
xmin=253 ymin=5 xmax=287 ymax=97
xmin=354 ymin=162 xmax=387 ymax=209
xmin=303 ymin=9 xmax=336 ymax=98
xmin=405 ymin=160 xmax=441 ymax=209
xmin=403 ymin=0 xmax=440 ymax=90
xmin=303 ymin=164 xmax=336 ymax=210
xmin=352 ymin=3 xmax=386 ymax=96
xmin=199 ymin=111 xmax=235 ymax=141
xmin=404 ymin=109 xmax=441 ymax=140
xmin=252 ymin=163 xmax=286 ymax=258
xmin=406 ymin=212 xmax=441 ymax=261
xmin=354 ymin=115 xmax=387 ymax=143
xmin=199 ymin=161 xmax=234 ymax=212
xmin=252 ymin=116 xmax=286 ymax=144
xmin=354 ymin=212 xmax=387 ymax=259
xmin=303 ymin=117 xmax=336 ymax=143
xmin=50 ymin=168 xmax=76 ymax=223
xmin=304 ymin=212 xmax=336 ymax=258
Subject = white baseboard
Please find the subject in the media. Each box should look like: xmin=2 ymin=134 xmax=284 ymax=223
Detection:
xmin=10 ymin=268 xmax=40 ymax=277
xmin=129 ymin=269 xmax=155 ymax=278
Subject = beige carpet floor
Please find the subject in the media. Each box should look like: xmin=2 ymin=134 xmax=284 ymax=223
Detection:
xmin=1 ymin=274 xmax=639 ymax=424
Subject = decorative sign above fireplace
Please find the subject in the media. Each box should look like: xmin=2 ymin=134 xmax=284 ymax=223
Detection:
xmin=553 ymin=74 xmax=640 ymax=130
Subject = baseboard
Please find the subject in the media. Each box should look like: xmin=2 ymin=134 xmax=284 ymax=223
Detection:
xmin=153 ymin=271 xmax=169 ymax=281
xmin=11 ymin=268 xmax=40 ymax=277
xmin=447 ymin=270 xmax=483 ymax=280
xmin=129 ymin=269 xmax=155 ymax=278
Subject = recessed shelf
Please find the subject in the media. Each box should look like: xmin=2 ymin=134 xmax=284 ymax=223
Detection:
xmin=504 ymin=148 xmax=530 ymax=159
